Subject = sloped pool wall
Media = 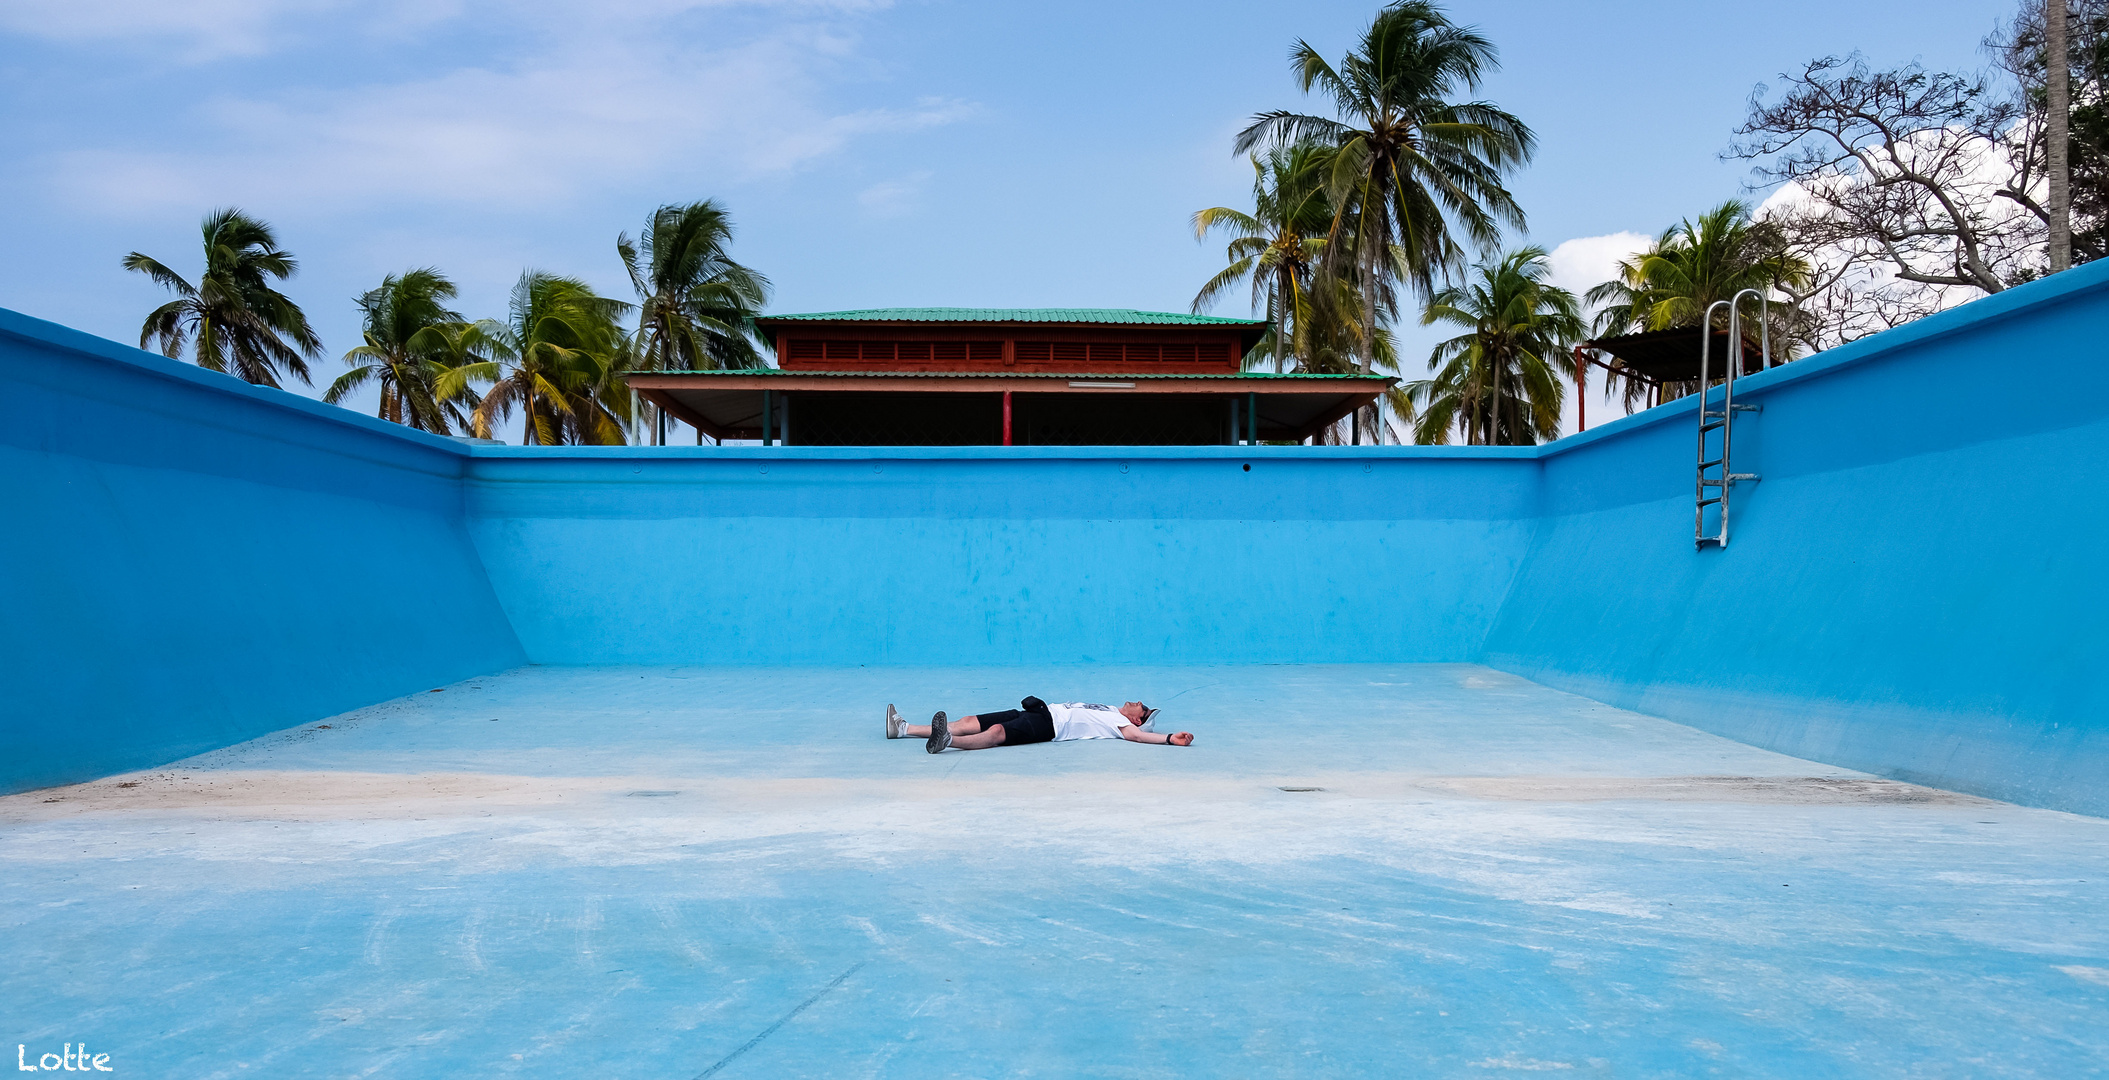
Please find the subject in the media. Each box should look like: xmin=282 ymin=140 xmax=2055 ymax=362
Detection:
xmin=4 ymin=262 xmax=2106 ymax=812
xmin=0 ymin=313 xmax=526 ymax=793
xmin=1483 ymin=270 xmax=2109 ymax=814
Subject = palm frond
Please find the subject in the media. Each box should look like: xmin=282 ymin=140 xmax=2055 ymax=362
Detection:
xmin=121 ymin=254 xmax=195 ymax=297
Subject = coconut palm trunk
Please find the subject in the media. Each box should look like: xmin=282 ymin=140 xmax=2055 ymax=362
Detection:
xmin=2051 ymin=0 xmax=2074 ymax=272
xmin=1274 ymin=270 xmax=1290 ymax=374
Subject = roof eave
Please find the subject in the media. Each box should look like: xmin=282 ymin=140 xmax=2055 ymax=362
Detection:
xmin=751 ymin=319 xmax=1270 ymax=331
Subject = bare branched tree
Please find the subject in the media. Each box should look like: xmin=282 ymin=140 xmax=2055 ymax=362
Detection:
xmin=1720 ymin=3 xmax=2109 ymax=347
xmin=1732 ymin=56 xmax=2045 ymax=292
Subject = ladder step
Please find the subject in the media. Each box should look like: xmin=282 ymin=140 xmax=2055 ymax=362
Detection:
xmin=1699 ymin=458 xmax=1724 ymax=468
xmin=1699 ymin=497 xmax=1723 ymax=507
xmin=1701 ymin=420 xmax=1725 ymax=432
xmin=1699 ymin=478 xmax=1725 ymax=487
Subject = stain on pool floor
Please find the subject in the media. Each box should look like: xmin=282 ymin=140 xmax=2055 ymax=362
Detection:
xmin=4 ymin=665 xmax=2105 ymax=1077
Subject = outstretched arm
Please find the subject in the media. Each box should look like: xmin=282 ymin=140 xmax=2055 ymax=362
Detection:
xmin=1120 ymin=726 xmax=1194 ymax=746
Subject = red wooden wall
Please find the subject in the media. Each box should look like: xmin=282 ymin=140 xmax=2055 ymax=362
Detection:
xmin=770 ymin=325 xmax=1248 ymax=374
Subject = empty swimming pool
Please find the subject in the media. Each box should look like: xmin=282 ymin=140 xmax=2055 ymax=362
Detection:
xmin=4 ymin=263 xmax=2109 ymax=1075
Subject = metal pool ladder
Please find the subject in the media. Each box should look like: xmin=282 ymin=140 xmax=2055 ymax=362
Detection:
xmin=1696 ymin=289 xmax=1768 ymax=549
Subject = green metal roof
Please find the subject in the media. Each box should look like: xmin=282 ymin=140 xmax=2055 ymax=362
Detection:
xmin=753 ymin=308 xmax=1267 ymax=327
xmin=646 ymin=369 xmax=1391 ymax=381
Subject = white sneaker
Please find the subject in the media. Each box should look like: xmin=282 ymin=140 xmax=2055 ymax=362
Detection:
xmin=885 ymin=704 xmax=905 ymax=740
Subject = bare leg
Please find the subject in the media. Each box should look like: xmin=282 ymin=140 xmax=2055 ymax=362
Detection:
xmin=947 ymin=725 xmax=1009 ymax=750
xmin=904 ymin=715 xmax=982 ymax=738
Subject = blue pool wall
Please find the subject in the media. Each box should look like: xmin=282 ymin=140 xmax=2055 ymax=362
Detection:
xmin=3 ymin=259 xmax=2106 ymax=813
xmin=1482 ymin=265 xmax=2109 ymax=815
xmin=0 ymin=310 xmax=527 ymax=793
xmin=464 ymin=445 xmax=1538 ymax=666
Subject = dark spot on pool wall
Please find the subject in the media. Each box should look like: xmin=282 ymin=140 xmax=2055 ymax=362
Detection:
xmin=1242 ymin=463 xmax=1251 ymax=472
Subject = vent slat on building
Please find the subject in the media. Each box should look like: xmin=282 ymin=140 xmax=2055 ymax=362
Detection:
xmin=789 ymin=338 xmax=1234 ymax=369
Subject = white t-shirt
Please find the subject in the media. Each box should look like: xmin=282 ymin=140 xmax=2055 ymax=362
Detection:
xmin=1048 ymin=702 xmax=1132 ymax=741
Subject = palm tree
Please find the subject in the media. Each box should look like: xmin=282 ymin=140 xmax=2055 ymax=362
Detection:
xmin=1404 ymin=247 xmax=1583 ymax=445
xmin=1235 ymin=0 xmax=1534 ymax=441
xmin=324 ymin=269 xmax=489 ymax=435
xmin=619 ymin=200 xmax=772 ymax=444
xmin=122 ymin=208 xmax=322 ymax=388
xmin=1303 ymin=274 xmax=1416 ymax=443
xmin=443 ymin=272 xmax=635 ymax=445
xmin=1586 ymin=200 xmax=1813 ymax=407
xmin=1192 ymin=142 xmax=1335 ymax=373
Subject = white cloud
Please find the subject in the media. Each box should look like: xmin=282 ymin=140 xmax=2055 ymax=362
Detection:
xmin=1544 ymin=231 xmax=1650 ymax=304
xmin=0 ymin=0 xmax=453 ymax=60
xmin=0 ymin=0 xmax=886 ymax=58
xmin=1540 ymin=231 xmax=1655 ymax=436
xmin=1754 ymin=179 xmax=1810 ymax=217
xmin=42 ymin=12 xmax=977 ymax=218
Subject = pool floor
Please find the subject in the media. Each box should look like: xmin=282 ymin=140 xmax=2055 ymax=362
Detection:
xmin=4 ymin=665 xmax=2107 ymax=1077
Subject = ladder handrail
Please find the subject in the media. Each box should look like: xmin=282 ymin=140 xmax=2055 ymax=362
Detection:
xmin=1696 ymin=291 xmax=1769 ymax=549
xmin=1733 ymin=287 xmax=1773 ymax=371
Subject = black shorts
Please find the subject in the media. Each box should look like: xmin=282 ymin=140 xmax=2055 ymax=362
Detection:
xmin=975 ymin=708 xmax=1055 ymax=745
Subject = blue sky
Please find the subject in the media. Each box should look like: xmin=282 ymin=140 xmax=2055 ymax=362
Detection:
xmin=0 ymin=0 xmax=2013 ymax=439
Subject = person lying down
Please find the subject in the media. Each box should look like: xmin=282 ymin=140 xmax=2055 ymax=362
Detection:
xmin=886 ymin=696 xmax=1195 ymax=753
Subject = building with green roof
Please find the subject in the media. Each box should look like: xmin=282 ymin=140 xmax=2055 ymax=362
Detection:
xmin=627 ymin=308 xmax=1393 ymax=446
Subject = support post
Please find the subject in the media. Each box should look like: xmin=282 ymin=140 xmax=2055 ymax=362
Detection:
xmin=1247 ymin=391 xmax=1257 ymax=445
xmin=1574 ymin=345 xmax=1587 ymax=433
xmin=762 ymin=389 xmax=773 ymax=446
xmin=1002 ymin=390 xmax=1013 ymax=446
